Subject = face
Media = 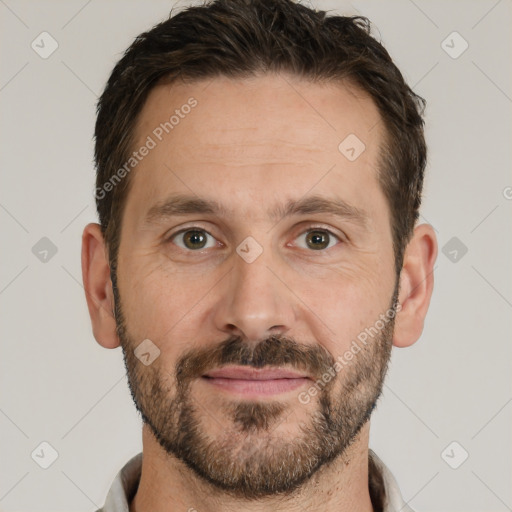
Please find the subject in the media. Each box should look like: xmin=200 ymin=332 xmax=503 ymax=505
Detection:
xmin=113 ymin=73 xmax=398 ymax=499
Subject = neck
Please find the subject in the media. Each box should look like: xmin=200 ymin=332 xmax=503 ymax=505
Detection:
xmin=130 ymin=423 xmax=375 ymax=512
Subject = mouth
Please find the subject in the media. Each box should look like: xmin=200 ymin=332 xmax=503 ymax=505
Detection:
xmin=201 ymin=366 xmax=312 ymax=396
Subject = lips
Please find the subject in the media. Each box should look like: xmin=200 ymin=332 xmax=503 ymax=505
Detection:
xmin=203 ymin=366 xmax=310 ymax=380
xmin=201 ymin=366 xmax=311 ymax=396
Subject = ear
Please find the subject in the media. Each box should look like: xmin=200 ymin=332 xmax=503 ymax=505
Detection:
xmin=393 ymin=223 xmax=437 ymax=348
xmin=81 ymin=223 xmax=120 ymax=349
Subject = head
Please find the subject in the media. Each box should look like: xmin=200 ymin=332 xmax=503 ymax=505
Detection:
xmin=82 ymin=0 xmax=437 ymax=501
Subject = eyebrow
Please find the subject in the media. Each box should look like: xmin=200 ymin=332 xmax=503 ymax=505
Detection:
xmin=143 ymin=193 xmax=369 ymax=228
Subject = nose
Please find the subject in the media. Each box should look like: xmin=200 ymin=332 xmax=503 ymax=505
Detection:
xmin=212 ymin=244 xmax=296 ymax=343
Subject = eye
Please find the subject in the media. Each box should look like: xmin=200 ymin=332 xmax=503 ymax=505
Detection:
xmin=170 ymin=228 xmax=218 ymax=251
xmin=294 ymin=228 xmax=341 ymax=251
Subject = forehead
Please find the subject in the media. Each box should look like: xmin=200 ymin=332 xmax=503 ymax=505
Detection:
xmin=126 ymin=73 xmax=386 ymax=223
xmin=135 ymin=73 xmax=382 ymax=152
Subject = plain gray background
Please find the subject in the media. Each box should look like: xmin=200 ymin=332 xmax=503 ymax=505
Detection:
xmin=1 ymin=0 xmax=511 ymax=511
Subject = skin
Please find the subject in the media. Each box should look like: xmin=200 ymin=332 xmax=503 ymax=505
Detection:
xmin=82 ymin=72 xmax=437 ymax=512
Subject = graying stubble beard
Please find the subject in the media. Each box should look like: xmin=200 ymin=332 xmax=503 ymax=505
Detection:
xmin=111 ymin=268 xmax=399 ymax=499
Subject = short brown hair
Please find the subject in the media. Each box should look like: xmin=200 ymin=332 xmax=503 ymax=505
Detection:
xmin=94 ymin=0 xmax=426 ymax=277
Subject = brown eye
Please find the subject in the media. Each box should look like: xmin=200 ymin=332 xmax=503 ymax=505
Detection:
xmin=306 ymin=230 xmax=329 ymax=250
xmin=295 ymin=229 xmax=340 ymax=251
xmin=171 ymin=229 xmax=216 ymax=250
xmin=183 ymin=230 xmax=207 ymax=249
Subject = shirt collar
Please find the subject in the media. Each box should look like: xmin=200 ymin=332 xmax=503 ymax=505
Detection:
xmin=96 ymin=449 xmax=414 ymax=512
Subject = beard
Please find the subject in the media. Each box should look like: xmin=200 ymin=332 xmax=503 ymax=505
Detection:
xmin=112 ymin=274 xmax=398 ymax=500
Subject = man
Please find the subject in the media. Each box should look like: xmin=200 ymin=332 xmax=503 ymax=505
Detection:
xmin=81 ymin=0 xmax=437 ymax=510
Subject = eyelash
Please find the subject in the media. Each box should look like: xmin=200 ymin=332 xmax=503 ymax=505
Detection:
xmin=167 ymin=225 xmax=343 ymax=252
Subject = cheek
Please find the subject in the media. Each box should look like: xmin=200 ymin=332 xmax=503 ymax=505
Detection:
xmin=118 ymin=258 xmax=185 ymax=333
xmin=118 ymin=255 xmax=222 ymax=353
xmin=299 ymin=263 xmax=395 ymax=354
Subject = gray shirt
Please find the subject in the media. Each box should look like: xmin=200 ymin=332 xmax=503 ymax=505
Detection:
xmin=96 ymin=449 xmax=414 ymax=512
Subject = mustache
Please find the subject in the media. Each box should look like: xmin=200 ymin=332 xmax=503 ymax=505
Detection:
xmin=174 ymin=334 xmax=336 ymax=386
